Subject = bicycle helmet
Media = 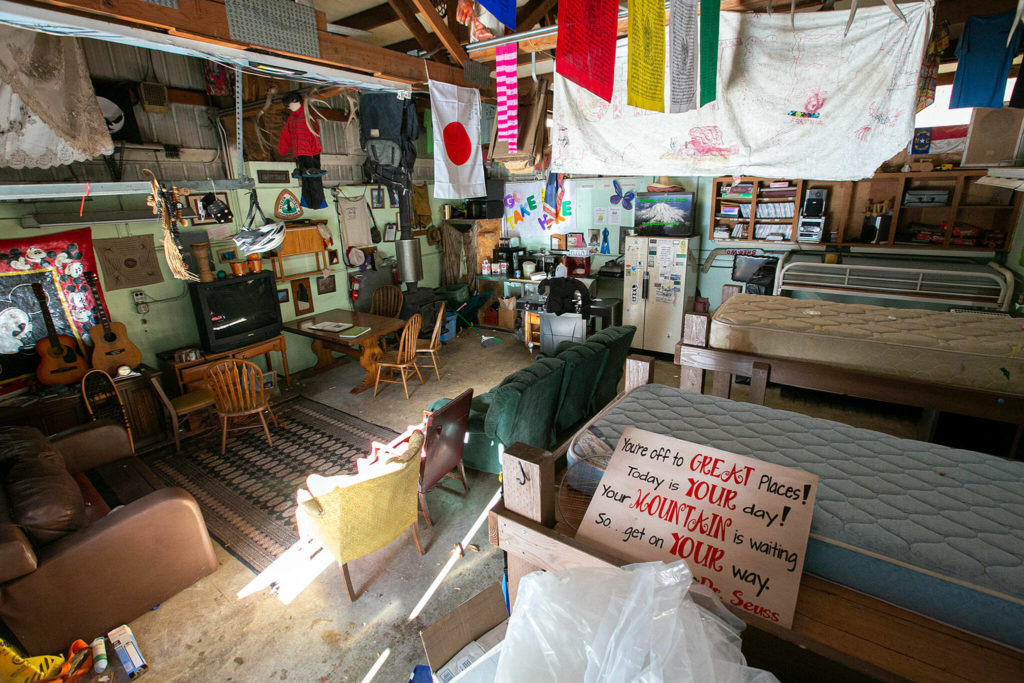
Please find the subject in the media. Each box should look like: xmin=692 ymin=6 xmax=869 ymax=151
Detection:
xmin=233 ymin=222 xmax=285 ymax=256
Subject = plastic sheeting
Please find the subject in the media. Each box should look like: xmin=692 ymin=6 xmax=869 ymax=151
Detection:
xmin=495 ymin=561 xmax=779 ymax=683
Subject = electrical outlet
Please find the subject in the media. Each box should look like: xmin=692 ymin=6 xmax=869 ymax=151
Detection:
xmin=136 ymin=302 xmax=149 ymax=315
xmin=132 ymin=290 xmax=145 ymax=303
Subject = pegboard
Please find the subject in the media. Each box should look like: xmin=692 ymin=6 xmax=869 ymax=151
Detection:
xmin=225 ymin=0 xmax=320 ymax=59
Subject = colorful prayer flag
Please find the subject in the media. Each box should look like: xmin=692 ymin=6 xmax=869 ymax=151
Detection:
xmin=699 ymin=0 xmax=720 ymax=107
xmin=555 ymin=0 xmax=618 ymax=102
xmin=669 ymin=0 xmax=699 ymax=113
xmin=627 ymin=0 xmax=666 ymax=112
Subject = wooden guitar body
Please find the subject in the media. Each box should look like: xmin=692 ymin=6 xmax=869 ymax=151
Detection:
xmin=90 ymin=321 xmax=142 ymax=374
xmin=35 ymin=334 xmax=89 ymax=385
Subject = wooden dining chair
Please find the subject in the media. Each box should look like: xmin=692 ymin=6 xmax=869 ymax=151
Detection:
xmin=374 ymin=314 xmax=423 ymax=399
xmin=148 ymin=373 xmax=216 ymax=453
xmin=416 ymin=301 xmax=446 ymax=381
xmin=370 ymin=285 xmax=404 ymax=350
xmin=206 ymin=359 xmax=279 ymax=454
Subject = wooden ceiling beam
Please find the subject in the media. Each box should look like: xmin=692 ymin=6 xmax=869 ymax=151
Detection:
xmin=517 ymin=0 xmax=558 ymax=32
xmin=384 ymin=0 xmax=446 ymax=61
xmin=385 ymin=37 xmax=423 ymax=54
xmin=16 ymin=0 xmax=487 ymax=90
xmin=407 ymin=0 xmax=469 ymax=65
xmin=332 ymin=4 xmax=398 ymax=31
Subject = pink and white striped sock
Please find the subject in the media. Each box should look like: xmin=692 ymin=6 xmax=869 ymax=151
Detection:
xmin=495 ymin=43 xmax=518 ymax=154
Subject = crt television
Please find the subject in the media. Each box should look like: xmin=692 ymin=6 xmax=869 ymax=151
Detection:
xmin=188 ymin=271 xmax=282 ymax=353
xmin=633 ymin=192 xmax=695 ymax=237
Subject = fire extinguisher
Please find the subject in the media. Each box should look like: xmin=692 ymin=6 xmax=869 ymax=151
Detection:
xmin=348 ymin=273 xmax=361 ymax=301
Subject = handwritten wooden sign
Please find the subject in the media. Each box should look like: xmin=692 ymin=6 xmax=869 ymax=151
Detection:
xmin=577 ymin=427 xmax=819 ymax=628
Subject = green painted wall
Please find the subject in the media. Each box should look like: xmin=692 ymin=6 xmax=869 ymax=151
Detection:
xmin=0 ymin=166 xmax=445 ymax=380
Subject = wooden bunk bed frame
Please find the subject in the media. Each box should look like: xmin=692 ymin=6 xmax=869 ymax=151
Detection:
xmin=488 ymin=358 xmax=1024 ymax=682
xmin=675 ymin=313 xmax=1024 ymax=460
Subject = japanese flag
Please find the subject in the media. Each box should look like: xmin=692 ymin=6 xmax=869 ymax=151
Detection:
xmin=429 ymin=80 xmax=486 ymax=199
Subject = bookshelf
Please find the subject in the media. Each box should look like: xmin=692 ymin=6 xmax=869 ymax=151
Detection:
xmin=712 ymin=177 xmax=804 ymax=244
xmin=708 ymin=170 xmax=1021 ymax=251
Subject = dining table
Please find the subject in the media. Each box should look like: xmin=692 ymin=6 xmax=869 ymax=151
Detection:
xmin=283 ymin=309 xmax=406 ymax=394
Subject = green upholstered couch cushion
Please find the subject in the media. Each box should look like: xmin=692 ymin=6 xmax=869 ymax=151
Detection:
xmin=483 ymin=357 xmax=565 ymax=448
xmin=554 ymin=341 xmax=608 ymax=435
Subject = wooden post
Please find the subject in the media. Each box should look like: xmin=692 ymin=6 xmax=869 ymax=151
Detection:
xmin=721 ymin=284 xmax=742 ymax=305
xmin=624 ymin=354 xmax=655 ymax=392
xmin=678 ymin=314 xmax=710 ymax=394
xmin=749 ymin=361 xmax=770 ymax=405
xmin=501 ymin=443 xmax=555 ymax=607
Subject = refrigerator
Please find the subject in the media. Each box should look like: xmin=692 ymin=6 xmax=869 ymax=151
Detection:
xmin=622 ymin=236 xmax=700 ymax=354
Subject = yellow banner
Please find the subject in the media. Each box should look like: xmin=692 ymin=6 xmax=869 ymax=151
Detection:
xmin=627 ymin=0 xmax=666 ymax=112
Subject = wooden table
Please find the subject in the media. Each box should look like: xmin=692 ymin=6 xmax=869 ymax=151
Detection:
xmin=283 ymin=309 xmax=406 ymax=394
xmin=161 ymin=335 xmax=291 ymax=395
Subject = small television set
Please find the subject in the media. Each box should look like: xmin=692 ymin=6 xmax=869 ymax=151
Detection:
xmin=188 ymin=271 xmax=282 ymax=353
xmin=633 ymin=192 xmax=695 ymax=237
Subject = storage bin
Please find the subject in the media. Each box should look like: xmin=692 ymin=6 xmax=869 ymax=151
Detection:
xmin=435 ymin=284 xmax=469 ymax=305
xmin=439 ymin=312 xmax=457 ymax=342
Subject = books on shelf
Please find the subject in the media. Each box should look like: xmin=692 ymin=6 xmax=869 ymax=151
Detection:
xmin=721 ymin=182 xmax=754 ymax=198
xmin=754 ymin=202 xmax=794 ymax=218
xmin=754 ymin=223 xmax=792 ymax=240
xmin=308 ymin=321 xmax=352 ymax=332
xmin=338 ymin=326 xmax=371 ymax=339
xmin=719 ymin=205 xmax=740 ymax=217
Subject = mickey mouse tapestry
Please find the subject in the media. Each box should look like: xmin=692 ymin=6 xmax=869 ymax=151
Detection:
xmin=0 ymin=227 xmax=106 ymax=389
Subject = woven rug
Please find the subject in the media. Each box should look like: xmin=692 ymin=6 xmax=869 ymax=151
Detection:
xmin=142 ymin=396 xmax=397 ymax=573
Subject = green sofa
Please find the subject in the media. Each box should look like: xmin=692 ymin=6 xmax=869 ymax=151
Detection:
xmin=429 ymin=325 xmax=637 ymax=474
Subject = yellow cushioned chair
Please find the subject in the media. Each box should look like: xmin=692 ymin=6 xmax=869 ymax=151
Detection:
xmin=295 ymin=430 xmax=424 ymax=601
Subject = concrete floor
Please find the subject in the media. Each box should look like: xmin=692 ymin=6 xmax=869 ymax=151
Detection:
xmin=88 ymin=332 xmax=924 ymax=682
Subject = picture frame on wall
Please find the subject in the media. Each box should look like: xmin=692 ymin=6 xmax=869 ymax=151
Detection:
xmin=328 ymin=250 xmax=340 ymax=266
xmin=188 ymin=192 xmax=229 ymax=225
xmin=217 ymin=248 xmax=236 ymax=263
xmin=291 ymin=278 xmax=313 ymax=316
xmin=383 ymin=223 xmax=397 ymax=241
xmin=317 ymin=274 xmax=336 ymax=295
xmin=277 ymin=288 xmax=289 ymax=303
xmin=370 ymin=187 xmax=385 ymax=209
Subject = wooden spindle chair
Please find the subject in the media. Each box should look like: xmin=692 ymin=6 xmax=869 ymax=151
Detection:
xmin=370 ymin=285 xmax=404 ymax=350
xmin=415 ymin=301 xmax=446 ymax=381
xmin=374 ymin=314 xmax=424 ymax=399
xmin=205 ymin=359 xmax=279 ymax=454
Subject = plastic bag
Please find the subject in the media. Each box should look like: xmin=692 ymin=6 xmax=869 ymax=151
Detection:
xmin=495 ymin=561 xmax=778 ymax=683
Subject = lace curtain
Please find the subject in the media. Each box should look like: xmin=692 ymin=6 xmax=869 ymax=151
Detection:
xmin=0 ymin=25 xmax=112 ymax=169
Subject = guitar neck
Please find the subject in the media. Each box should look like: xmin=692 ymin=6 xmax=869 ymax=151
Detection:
xmin=84 ymin=273 xmax=112 ymax=336
xmin=31 ymin=283 xmax=61 ymax=348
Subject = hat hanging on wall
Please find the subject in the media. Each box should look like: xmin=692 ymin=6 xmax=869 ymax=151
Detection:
xmin=200 ymin=193 xmax=233 ymax=224
xmin=345 ymin=246 xmax=366 ymax=268
xmin=426 ymin=224 xmax=442 ymax=246
xmin=274 ymin=189 xmax=303 ymax=220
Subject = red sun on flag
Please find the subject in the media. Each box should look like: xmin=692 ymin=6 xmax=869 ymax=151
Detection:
xmin=443 ymin=122 xmax=472 ymax=166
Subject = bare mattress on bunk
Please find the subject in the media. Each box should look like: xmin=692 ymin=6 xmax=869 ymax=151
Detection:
xmin=568 ymin=384 xmax=1024 ymax=650
xmin=708 ymin=294 xmax=1024 ymax=396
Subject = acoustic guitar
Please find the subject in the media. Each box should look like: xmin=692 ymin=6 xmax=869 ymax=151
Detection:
xmin=85 ymin=272 xmax=141 ymax=373
xmin=31 ymin=282 xmax=89 ymax=386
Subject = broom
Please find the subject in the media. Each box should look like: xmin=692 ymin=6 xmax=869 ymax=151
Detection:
xmin=453 ymin=306 xmax=502 ymax=347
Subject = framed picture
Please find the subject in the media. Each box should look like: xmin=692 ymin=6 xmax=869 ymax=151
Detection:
xmin=277 ymin=288 xmax=289 ymax=304
xmin=328 ymin=250 xmax=340 ymax=266
xmin=383 ymin=223 xmax=397 ymax=241
xmin=317 ymin=274 xmax=336 ymax=295
xmin=217 ymin=248 xmax=236 ymax=263
xmin=188 ymin=192 xmax=229 ymax=225
xmin=370 ymin=187 xmax=385 ymax=209
xmin=566 ymin=232 xmax=586 ymax=248
xmin=261 ymin=370 xmax=277 ymax=392
xmin=291 ymin=277 xmax=313 ymax=316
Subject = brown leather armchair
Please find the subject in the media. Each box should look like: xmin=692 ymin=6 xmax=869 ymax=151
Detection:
xmin=0 ymin=424 xmax=217 ymax=655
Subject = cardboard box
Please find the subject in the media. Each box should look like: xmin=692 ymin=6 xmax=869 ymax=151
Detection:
xmin=420 ymin=583 xmax=508 ymax=677
xmin=108 ymin=624 xmax=147 ymax=679
xmin=497 ymin=308 xmax=517 ymax=331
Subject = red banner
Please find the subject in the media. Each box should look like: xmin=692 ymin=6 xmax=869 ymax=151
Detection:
xmin=555 ymin=0 xmax=618 ymax=102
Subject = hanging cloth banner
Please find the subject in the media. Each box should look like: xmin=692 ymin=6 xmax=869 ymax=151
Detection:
xmin=495 ymin=43 xmax=519 ymax=153
xmin=429 ymin=80 xmax=487 ymax=199
xmin=555 ymin=0 xmax=618 ymax=102
xmin=478 ymin=0 xmax=516 ymax=31
xmin=551 ymin=2 xmax=932 ymax=180
xmin=627 ymin=0 xmax=666 ymax=112
xmin=699 ymin=0 xmax=721 ymax=107
xmin=669 ymin=0 xmax=699 ymax=113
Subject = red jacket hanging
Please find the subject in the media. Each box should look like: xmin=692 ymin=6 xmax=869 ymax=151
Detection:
xmin=278 ymin=105 xmax=322 ymax=157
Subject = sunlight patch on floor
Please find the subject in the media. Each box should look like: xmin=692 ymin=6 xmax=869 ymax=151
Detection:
xmin=236 ymin=537 xmax=334 ymax=604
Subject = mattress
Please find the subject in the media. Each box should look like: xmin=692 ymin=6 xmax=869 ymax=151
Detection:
xmin=568 ymin=384 xmax=1024 ymax=650
xmin=708 ymin=294 xmax=1024 ymax=396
